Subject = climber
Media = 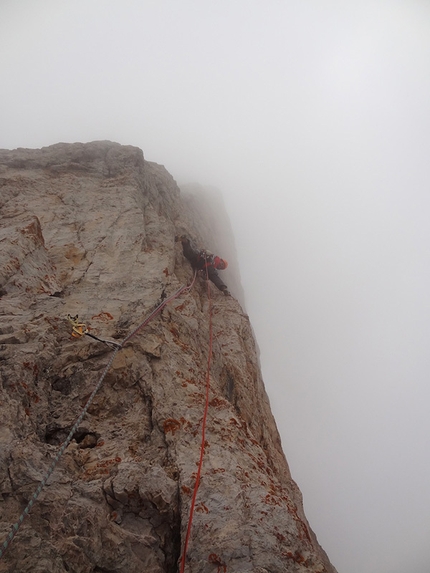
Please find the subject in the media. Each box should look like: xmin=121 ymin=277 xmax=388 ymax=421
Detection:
xmin=178 ymin=236 xmax=230 ymax=296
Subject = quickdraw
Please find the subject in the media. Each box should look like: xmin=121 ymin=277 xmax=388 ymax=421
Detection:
xmin=66 ymin=314 xmax=88 ymax=338
xmin=66 ymin=314 xmax=121 ymax=349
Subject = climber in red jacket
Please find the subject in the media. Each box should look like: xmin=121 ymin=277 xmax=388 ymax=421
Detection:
xmin=179 ymin=236 xmax=230 ymax=296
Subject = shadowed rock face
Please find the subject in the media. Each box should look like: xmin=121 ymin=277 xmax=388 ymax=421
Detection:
xmin=0 ymin=141 xmax=337 ymax=573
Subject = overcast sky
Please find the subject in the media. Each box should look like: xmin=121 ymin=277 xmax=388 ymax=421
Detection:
xmin=2 ymin=1 xmax=430 ymax=572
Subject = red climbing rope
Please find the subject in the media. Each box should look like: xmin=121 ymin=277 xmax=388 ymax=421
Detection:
xmin=180 ymin=266 xmax=214 ymax=573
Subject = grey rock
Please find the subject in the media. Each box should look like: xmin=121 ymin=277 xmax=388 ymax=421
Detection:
xmin=0 ymin=141 xmax=337 ymax=573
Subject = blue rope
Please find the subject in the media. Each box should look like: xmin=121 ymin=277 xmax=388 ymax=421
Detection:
xmin=0 ymin=272 xmax=196 ymax=559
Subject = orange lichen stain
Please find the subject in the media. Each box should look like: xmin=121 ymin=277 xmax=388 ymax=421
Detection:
xmin=179 ymin=417 xmax=192 ymax=430
xmin=96 ymin=457 xmax=121 ymax=469
xmin=82 ymin=457 xmax=121 ymax=481
xmin=20 ymin=220 xmax=44 ymax=244
xmin=7 ymin=257 xmax=21 ymax=271
xmin=163 ymin=418 xmax=181 ymax=435
xmin=208 ymin=553 xmax=226 ymax=572
xmin=211 ymin=467 xmax=226 ymax=475
xmin=175 ymin=338 xmax=191 ymax=353
xmin=189 ymin=391 xmax=205 ymax=403
xmin=298 ymin=522 xmax=312 ymax=542
xmin=218 ymin=427 xmax=235 ymax=444
xmin=258 ymin=490 xmax=311 ymax=543
xmin=109 ymin=510 xmax=119 ymax=522
xmin=19 ymin=381 xmax=40 ymax=404
xmin=170 ymin=326 xmax=180 ymax=338
xmin=282 ymin=551 xmax=308 ymax=565
xmin=91 ymin=312 xmax=114 ymax=322
xmin=209 ymin=397 xmax=226 ymax=409
xmin=163 ymin=267 xmax=169 ymax=277
xmin=195 ymin=502 xmax=209 ymax=514
xmin=181 ymin=485 xmax=191 ymax=495
xmin=174 ymin=301 xmax=186 ymax=312
xmin=264 ymin=494 xmax=282 ymax=507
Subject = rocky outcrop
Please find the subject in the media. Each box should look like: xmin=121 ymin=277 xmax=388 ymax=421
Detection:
xmin=0 ymin=142 xmax=337 ymax=573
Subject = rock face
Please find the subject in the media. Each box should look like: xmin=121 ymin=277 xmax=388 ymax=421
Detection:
xmin=0 ymin=142 xmax=336 ymax=573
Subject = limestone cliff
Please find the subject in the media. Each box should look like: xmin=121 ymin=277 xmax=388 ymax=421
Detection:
xmin=0 ymin=142 xmax=336 ymax=573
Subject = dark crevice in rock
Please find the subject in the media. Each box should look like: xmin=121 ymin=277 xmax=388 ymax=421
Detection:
xmin=166 ymin=492 xmax=181 ymax=573
xmin=44 ymin=424 xmax=99 ymax=447
xmin=225 ymin=369 xmax=235 ymax=403
xmin=51 ymin=376 xmax=72 ymax=395
xmin=50 ymin=290 xmax=63 ymax=297
xmin=74 ymin=429 xmax=99 ymax=448
xmin=51 ymin=365 xmax=84 ymax=395
xmin=136 ymin=365 xmax=156 ymax=437
xmin=6 ymin=465 xmax=14 ymax=492
xmin=146 ymin=390 xmax=154 ymax=436
xmin=102 ymin=478 xmax=181 ymax=573
xmin=45 ymin=423 xmax=71 ymax=445
xmin=221 ymin=366 xmax=240 ymax=415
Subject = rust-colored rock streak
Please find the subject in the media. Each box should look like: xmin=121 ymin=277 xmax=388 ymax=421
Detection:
xmin=0 ymin=142 xmax=337 ymax=573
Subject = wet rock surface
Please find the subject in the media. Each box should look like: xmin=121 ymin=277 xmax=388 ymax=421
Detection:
xmin=0 ymin=141 xmax=337 ymax=572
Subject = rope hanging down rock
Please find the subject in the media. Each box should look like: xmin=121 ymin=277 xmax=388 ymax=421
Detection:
xmin=0 ymin=346 xmax=121 ymax=559
xmin=180 ymin=264 xmax=214 ymax=573
xmin=0 ymin=272 xmax=197 ymax=559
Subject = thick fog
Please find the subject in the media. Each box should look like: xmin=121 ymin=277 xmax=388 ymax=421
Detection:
xmin=2 ymin=2 xmax=430 ymax=572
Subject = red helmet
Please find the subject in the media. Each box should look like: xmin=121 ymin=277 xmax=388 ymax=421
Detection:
xmin=213 ymin=257 xmax=228 ymax=270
